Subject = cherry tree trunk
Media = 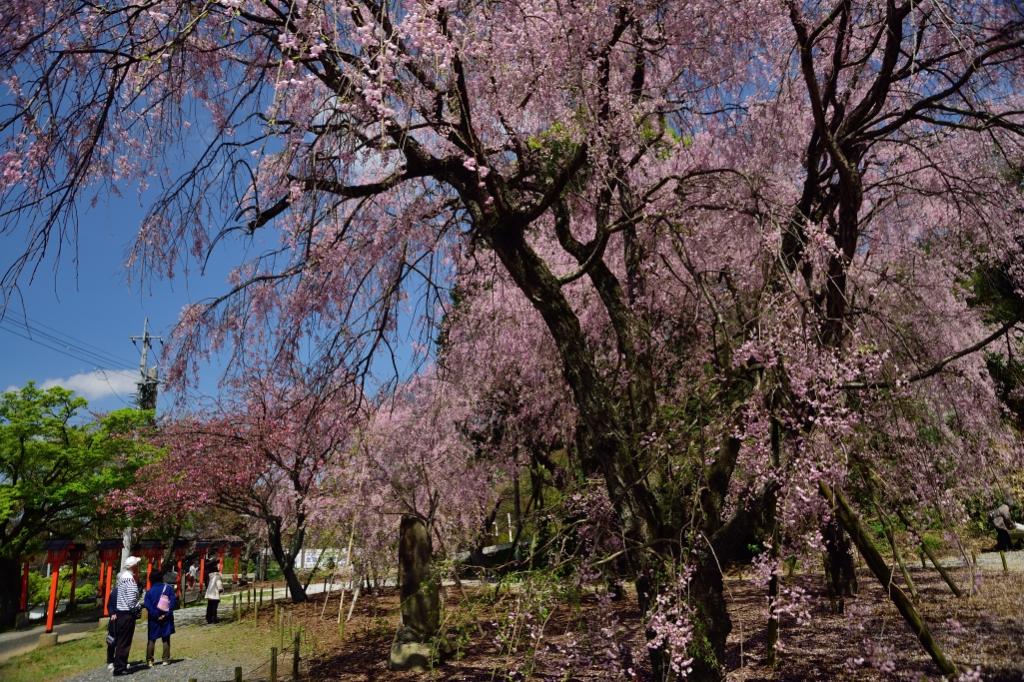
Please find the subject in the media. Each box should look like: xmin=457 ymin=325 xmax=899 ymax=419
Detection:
xmin=0 ymin=556 xmax=21 ymax=628
xmin=389 ymin=516 xmax=440 ymax=672
xmin=267 ymin=526 xmax=307 ymax=603
xmin=822 ymin=518 xmax=857 ymax=612
xmin=637 ymin=552 xmax=730 ymax=682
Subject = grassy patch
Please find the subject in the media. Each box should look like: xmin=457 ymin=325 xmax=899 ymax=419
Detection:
xmin=0 ymin=618 xmax=279 ymax=682
xmin=0 ymin=628 xmax=107 ymax=682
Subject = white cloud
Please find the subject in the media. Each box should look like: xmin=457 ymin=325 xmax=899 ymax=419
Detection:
xmin=39 ymin=369 xmax=138 ymax=402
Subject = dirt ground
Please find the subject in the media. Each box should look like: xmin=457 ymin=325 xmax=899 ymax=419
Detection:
xmin=272 ymin=556 xmax=1024 ymax=681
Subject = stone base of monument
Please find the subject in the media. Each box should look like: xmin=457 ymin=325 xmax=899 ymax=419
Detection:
xmin=38 ymin=632 xmax=58 ymax=648
xmin=385 ymin=626 xmax=432 ymax=667
xmin=388 ymin=639 xmax=434 ymax=672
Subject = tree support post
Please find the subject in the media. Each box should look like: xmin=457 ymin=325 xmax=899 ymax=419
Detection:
xmin=820 ymin=482 xmax=958 ymax=677
xmin=19 ymin=560 xmax=29 ymax=612
xmin=894 ymin=509 xmax=963 ymax=598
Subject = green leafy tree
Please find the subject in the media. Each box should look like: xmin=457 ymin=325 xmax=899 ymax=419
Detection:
xmin=0 ymin=383 xmax=155 ymax=626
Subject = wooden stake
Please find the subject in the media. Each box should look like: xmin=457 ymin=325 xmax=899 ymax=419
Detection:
xmin=270 ymin=647 xmax=278 ymax=682
xmin=1000 ymin=551 xmax=1009 ymax=573
xmin=292 ymin=631 xmax=301 ymax=678
xmin=234 ymin=666 xmax=242 ymax=682
xmin=320 ymin=582 xmax=331 ymax=620
xmin=347 ymin=585 xmax=360 ymax=622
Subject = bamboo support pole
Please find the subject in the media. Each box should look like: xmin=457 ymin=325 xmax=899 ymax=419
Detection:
xmin=820 ymin=482 xmax=959 ymax=677
xmin=894 ymin=508 xmax=964 ymax=598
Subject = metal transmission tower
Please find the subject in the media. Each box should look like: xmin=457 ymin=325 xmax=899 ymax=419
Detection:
xmin=122 ymin=318 xmax=161 ymax=565
xmin=131 ymin=318 xmax=161 ymax=411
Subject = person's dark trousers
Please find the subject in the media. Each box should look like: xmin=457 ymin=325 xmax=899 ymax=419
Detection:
xmin=146 ymin=636 xmax=171 ymax=663
xmin=112 ymin=612 xmax=137 ymax=675
xmin=205 ymin=599 xmax=220 ymax=624
xmin=106 ymin=619 xmax=115 ymax=665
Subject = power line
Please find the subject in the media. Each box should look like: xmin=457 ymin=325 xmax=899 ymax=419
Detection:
xmin=95 ymin=368 xmax=134 ymax=408
xmin=0 ymin=323 xmax=118 ymax=369
xmin=0 ymin=326 xmax=135 ymax=407
xmin=0 ymin=317 xmax=134 ymax=369
xmin=21 ymin=312 xmax=134 ymax=365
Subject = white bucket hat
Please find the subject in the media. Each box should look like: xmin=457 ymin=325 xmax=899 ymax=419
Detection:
xmin=123 ymin=556 xmax=142 ymax=569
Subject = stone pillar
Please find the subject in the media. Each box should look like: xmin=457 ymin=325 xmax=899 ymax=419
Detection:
xmin=388 ymin=516 xmax=440 ymax=671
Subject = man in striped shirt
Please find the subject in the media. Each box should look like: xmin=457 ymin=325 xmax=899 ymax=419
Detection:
xmin=111 ymin=556 xmax=142 ymax=676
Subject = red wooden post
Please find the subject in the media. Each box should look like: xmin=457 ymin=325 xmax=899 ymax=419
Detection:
xmin=45 ymin=567 xmax=60 ymax=633
xmin=19 ymin=560 xmax=29 ymax=611
xmin=103 ymin=564 xmax=113 ymax=617
xmin=230 ymin=542 xmax=243 ymax=583
xmin=43 ymin=540 xmax=72 ymax=634
xmin=196 ymin=539 xmax=212 ymax=593
xmin=172 ymin=540 xmax=189 ymax=597
xmin=136 ymin=540 xmax=164 ymax=592
xmin=97 ymin=558 xmax=105 ymax=602
xmin=64 ymin=544 xmax=84 ymax=611
xmin=97 ymin=538 xmax=123 ymax=616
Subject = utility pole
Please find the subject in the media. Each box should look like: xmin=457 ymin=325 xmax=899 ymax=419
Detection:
xmin=121 ymin=318 xmax=162 ymax=566
xmin=131 ymin=317 xmax=160 ymax=412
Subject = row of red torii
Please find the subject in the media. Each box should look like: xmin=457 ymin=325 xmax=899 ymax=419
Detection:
xmin=23 ymin=538 xmax=246 ymax=634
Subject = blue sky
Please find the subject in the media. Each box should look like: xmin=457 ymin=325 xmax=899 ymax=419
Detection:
xmin=0 ymin=192 xmax=231 ymax=415
xmin=0 ymin=185 xmax=429 ymax=416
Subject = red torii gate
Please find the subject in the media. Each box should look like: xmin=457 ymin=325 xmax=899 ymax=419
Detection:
xmin=18 ymin=552 xmax=31 ymax=610
xmin=172 ymin=539 xmax=189 ymax=596
xmin=19 ymin=554 xmax=34 ymax=613
xmin=229 ymin=541 xmax=244 ymax=583
xmin=96 ymin=539 xmax=123 ymax=617
xmin=66 ymin=543 xmax=85 ymax=610
xmin=195 ymin=540 xmax=212 ymax=593
xmin=214 ymin=540 xmax=227 ymax=574
xmin=134 ymin=540 xmax=165 ymax=591
xmin=42 ymin=539 xmax=84 ymax=634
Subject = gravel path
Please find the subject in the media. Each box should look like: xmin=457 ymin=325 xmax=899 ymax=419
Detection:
xmin=934 ymin=549 xmax=1024 ymax=571
xmin=64 ymin=582 xmax=334 ymax=682
xmin=66 ymin=657 xmax=262 ymax=682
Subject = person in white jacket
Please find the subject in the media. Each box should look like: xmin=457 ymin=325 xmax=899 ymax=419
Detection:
xmin=204 ymin=563 xmax=224 ymax=624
